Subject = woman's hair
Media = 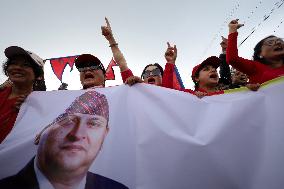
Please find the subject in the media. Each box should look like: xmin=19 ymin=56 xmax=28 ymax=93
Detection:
xmin=2 ymin=55 xmax=46 ymax=91
xmin=141 ymin=63 xmax=164 ymax=79
xmin=2 ymin=55 xmax=43 ymax=78
xmin=193 ymin=72 xmax=199 ymax=90
xmin=33 ymin=76 xmax=46 ymax=91
xmin=253 ymin=35 xmax=279 ymax=64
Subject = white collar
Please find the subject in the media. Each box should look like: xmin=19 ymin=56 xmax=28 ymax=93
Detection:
xmin=34 ymin=157 xmax=87 ymax=189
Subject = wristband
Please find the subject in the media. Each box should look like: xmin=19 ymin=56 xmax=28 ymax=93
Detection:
xmin=109 ymin=43 xmax=118 ymax=47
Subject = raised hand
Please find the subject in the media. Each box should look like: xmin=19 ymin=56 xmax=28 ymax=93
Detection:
xmin=101 ymin=17 xmax=115 ymax=42
xmin=220 ymin=36 xmax=228 ymax=53
xmin=228 ymin=19 xmax=244 ymax=34
xmin=165 ymin=42 xmax=177 ymax=64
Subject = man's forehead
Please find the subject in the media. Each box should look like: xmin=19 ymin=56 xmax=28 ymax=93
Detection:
xmin=56 ymin=113 xmax=95 ymax=120
xmin=72 ymin=113 xmax=95 ymax=119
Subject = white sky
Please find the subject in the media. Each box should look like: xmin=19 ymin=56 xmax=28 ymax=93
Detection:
xmin=0 ymin=0 xmax=283 ymax=90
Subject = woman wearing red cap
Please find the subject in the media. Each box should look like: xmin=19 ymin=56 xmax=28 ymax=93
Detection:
xmin=0 ymin=46 xmax=45 ymax=143
xmin=191 ymin=56 xmax=224 ymax=96
xmin=161 ymin=53 xmax=224 ymax=97
xmin=226 ymin=19 xmax=284 ymax=84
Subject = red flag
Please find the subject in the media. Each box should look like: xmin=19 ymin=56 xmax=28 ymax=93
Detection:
xmin=173 ymin=65 xmax=185 ymax=90
xmin=105 ymin=58 xmax=117 ymax=80
xmin=49 ymin=56 xmax=78 ymax=82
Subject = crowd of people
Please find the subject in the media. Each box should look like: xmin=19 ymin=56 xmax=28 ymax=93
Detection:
xmin=0 ymin=18 xmax=284 ymax=144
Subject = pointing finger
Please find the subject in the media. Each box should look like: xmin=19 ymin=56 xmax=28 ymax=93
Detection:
xmin=167 ymin=42 xmax=171 ymax=48
xmin=105 ymin=17 xmax=111 ymax=27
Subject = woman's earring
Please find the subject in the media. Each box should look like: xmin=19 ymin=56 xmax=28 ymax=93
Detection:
xmin=259 ymin=55 xmax=263 ymax=59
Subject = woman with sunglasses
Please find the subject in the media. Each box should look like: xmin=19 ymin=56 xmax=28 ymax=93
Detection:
xmin=226 ymin=19 xmax=284 ymax=84
xmin=140 ymin=63 xmax=164 ymax=86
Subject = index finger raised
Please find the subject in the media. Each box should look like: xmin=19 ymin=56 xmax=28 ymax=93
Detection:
xmin=167 ymin=42 xmax=171 ymax=48
xmin=105 ymin=17 xmax=111 ymax=27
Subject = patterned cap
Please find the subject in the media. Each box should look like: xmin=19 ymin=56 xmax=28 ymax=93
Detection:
xmin=53 ymin=90 xmax=109 ymax=125
xmin=34 ymin=90 xmax=109 ymax=145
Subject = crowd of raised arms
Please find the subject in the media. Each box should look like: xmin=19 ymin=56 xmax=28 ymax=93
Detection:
xmin=1 ymin=18 xmax=284 ymax=143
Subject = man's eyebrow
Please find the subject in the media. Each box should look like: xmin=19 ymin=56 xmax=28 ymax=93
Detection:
xmin=88 ymin=117 xmax=97 ymax=122
xmin=56 ymin=113 xmax=77 ymax=122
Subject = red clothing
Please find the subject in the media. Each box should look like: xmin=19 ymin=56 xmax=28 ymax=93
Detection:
xmin=162 ymin=63 xmax=175 ymax=89
xmin=226 ymin=32 xmax=284 ymax=84
xmin=163 ymin=63 xmax=194 ymax=93
xmin=121 ymin=69 xmax=134 ymax=83
xmin=0 ymin=87 xmax=18 ymax=143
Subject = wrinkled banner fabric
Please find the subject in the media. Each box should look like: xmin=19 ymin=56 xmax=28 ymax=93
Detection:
xmin=0 ymin=78 xmax=284 ymax=189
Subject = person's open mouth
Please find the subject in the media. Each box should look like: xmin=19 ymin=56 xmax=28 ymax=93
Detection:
xmin=147 ymin=77 xmax=156 ymax=84
xmin=209 ymin=73 xmax=218 ymax=79
xmin=84 ymin=73 xmax=94 ymax=79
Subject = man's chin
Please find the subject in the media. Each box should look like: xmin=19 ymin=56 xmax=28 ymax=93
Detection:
xmin=58 ymin=155 xmax=86 ymax=171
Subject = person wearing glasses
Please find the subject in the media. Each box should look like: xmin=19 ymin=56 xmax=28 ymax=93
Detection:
xmin=226 ymin=19 xmax=284 ymax=84
xmin=139 ymin=63 xmax=164 ymax=86
xmin=75 ymin=54 xmax=106 ymax=89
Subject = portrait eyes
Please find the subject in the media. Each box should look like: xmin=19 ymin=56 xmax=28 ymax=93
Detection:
xmin=87 ymin=119 xmax=101 ymax=128
xmin=58 ymin=116 xmax=77 ymax=127
xmin=87 ymin=120 xmax=96 ymax=127
xmin=57 ymin=115 xmax=101 ymax=128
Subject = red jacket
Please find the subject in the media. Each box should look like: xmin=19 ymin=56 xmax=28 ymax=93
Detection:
xmin=0 ymin=87 xmax=18 ymax=143
xmin=226 ymin=32 xmax=284 ymax=84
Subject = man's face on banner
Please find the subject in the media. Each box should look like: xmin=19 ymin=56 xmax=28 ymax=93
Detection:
xmin=38 ymin=113 xmax=109 ymax=172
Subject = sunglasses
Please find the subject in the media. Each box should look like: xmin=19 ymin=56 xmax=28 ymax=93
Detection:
xmin=78 ymin=65 xmax=102 ymax=72
xmin=142 ymin=68 xmax=161 ymax=79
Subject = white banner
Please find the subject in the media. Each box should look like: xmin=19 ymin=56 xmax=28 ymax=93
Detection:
xmin=0 ymin=78 xmax=284 ymax=189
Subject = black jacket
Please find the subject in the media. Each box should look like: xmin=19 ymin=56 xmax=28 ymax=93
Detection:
xmin=0 ymin=158 xmax=128 ymax=189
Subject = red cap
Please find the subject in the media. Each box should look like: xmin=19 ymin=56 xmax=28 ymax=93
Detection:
xmin=75 ymin=54 xmax=106 ymax=74
xmin=191 ymin=56 xmax=221 ymax=82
